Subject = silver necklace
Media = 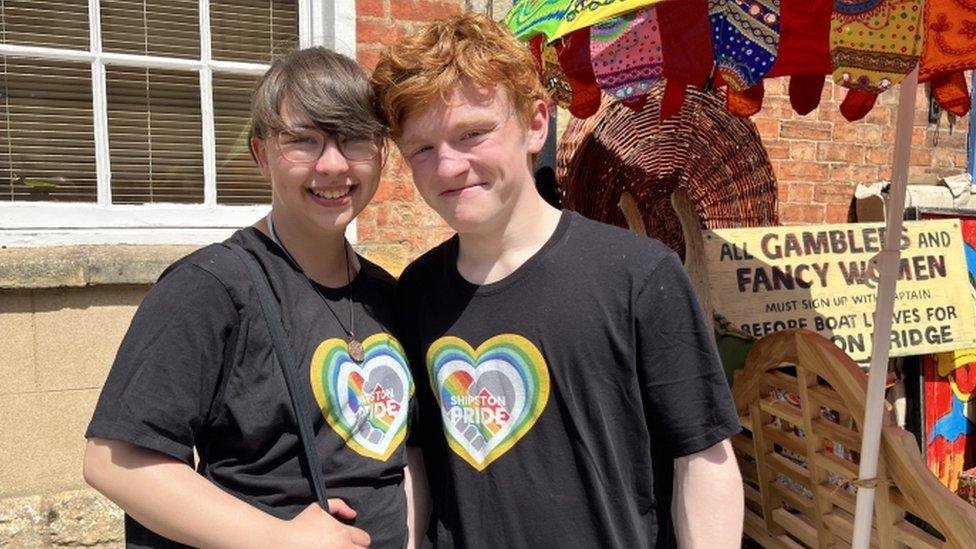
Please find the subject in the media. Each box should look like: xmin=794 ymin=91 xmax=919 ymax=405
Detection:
xmin=266 ymin=213 xmax=365 ymax=363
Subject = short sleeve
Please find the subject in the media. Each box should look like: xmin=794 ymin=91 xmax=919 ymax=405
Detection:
xmin=635 ymin=252 xmax=741 ymax=458
xmin=85 ymin=263 xmax=239 ymax=464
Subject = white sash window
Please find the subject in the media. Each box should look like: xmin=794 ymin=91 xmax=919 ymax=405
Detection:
xmin=0 ymin=0 xmax=356 ymax=246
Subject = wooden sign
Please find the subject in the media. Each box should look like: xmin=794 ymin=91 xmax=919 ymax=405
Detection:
xmin=703 ymin=220 xmax=976 ymax=361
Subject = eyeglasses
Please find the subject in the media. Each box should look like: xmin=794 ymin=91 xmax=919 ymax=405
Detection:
xmin=274 ymin=129 xmax=381 ymax=163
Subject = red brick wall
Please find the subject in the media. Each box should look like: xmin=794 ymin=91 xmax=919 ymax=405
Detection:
xmin=355 ymin=0 xmax=461 ymax=274
xmin=754 ymin=77 xmax=970 ymax=226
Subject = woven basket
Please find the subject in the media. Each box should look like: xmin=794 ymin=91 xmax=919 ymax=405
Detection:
xmin=556 ymin=83 xmax=778 ymax=259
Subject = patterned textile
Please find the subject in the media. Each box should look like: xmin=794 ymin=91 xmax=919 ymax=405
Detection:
xmin=710 ymin=0 xmax=782 ymax=91
xmin=505 ymin=0 xmax=569 ymax=40
xmin=555 ymin=28 xmax=602 ymax=118
xmin=659 ymin=0 xmax=714 ymax=118
xmin=830 ymin=0 xmax=924 ymax=121
xmin=727 ymin=0 xmax=832 ymax=116
xmin=540 ymin=39 xmax=574 ymax=109
xmin=919 ymin=0 xmax=976 ymax=115
xmin=590 ymin=7 xmax=664 ymax=103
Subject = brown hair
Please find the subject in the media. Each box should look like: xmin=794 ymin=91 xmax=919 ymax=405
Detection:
xmin=250 ymin=47 xmax=386 ymax=142
xmin=371 ymin=13 xmax=549 ymax=138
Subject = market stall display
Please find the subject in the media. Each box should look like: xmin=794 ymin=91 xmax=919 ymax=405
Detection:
xmin=733 ymin=329 xmax=976 ymax=547
xmin=507 ymin=1 xmax=976 ymax=546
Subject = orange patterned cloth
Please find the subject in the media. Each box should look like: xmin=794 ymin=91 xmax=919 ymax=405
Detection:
xmin=919 ymin=0 xmax=976 ymax=116
xmin=830 ymin=0 xmax=925 ymax=121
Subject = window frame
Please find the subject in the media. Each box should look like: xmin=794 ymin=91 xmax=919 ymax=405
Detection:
xmin=0 ymin=0 xmax=358 ymax=246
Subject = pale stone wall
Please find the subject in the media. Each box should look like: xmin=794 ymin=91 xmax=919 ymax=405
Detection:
xmin=0 ymin=246 xmax=196 ymax=547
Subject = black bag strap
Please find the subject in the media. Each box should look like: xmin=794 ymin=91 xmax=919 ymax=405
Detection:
xmin=226 ymin=243 xmax=330 ymax=509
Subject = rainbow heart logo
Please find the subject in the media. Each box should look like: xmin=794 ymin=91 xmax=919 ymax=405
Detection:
xmin=427 ymin=334 xmax=550 ymax=471
xmin=311 ymin=333 xmax=413 ymax=461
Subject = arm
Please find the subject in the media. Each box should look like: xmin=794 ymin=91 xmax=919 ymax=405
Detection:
xmin=672 ymin=438 xmax=743 ymax=549
xmin=83 ymin=438 xmax=370 ymax=549
xmin=404 ymin=447 xmax=431 ymax=549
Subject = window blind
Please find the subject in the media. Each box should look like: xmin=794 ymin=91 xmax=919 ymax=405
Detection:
xmin=0 ymin=58 xmax=97 ymax=202
xmin=106 ymin=67 xmax=203 ymax=204
xmin=101 ymin=0 xmax=201 ymax=59
xmin=1 ymin=1 xmax=298 ymax=206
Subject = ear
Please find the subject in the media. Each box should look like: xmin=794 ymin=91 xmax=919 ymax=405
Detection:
xmin=526 ymin=99 xmax=550 ymax=155
xmin=250 ymin=137 xmax=271 ymax=179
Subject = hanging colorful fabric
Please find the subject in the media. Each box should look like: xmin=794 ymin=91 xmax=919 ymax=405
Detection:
xmin=555 ymin=28 xmax=602 ymax=119
xmin=540 ymin=40 xmax=573 ymax=109
xmin=505 ymin=0 xmax=570 ymax=41
xmin=709 ymin=0 xmax=782 ymax=91
xmin=919 ymin=0 xmax=976 ymax=116
xmin=830 ymin=0 xmax=924 ymax=121
xmin=728 ymin=0 xmax=831 ymax=116
xmin=659 ymin=0 xmax=714 ymax=119
xmin=768 ymin=0 xmax=833 ymax=114
xmin=590 ymin=7 xmax=664 ymax=105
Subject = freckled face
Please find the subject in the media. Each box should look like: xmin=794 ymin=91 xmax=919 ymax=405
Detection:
xmin=397 ymin=83 xmax=547 ymax=236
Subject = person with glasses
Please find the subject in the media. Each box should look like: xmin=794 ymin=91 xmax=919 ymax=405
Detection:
xmin=83 ymin=47 xmax=414 ymax=548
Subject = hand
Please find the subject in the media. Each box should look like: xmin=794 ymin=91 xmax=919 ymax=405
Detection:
xmin=279 ymin=500 xmax=371 ymax=548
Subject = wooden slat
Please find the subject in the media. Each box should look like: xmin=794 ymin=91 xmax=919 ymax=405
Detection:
xmin=760 ymin=398 xmax=806 ymax=427
xmin=744 ymin=483 xmax=763 ymax=507
xmin=822 ymin=509 xmax=881 ymax=548
xmin=750 ymin=402 xmax=786 ymax=537
xmin=732 ymin=432 xmax=755 ymax=455
xmin=763 ymin=370 xmax=801 ymax=393
xmin=738 ymin=456 xmax=760 ymax=485
xmin=811 ymin=416 xmax=861 ymax=451
xmin=891 ymin=519 xmax=943 ymax=549
xmin=816 ymin=483 xmax=857 ymax=515
xmin=762 ymin=423 xmax=806 ymax=455
xmin=772 ymin=508 xmax=818 ymax=547
xmin=812 ymin=451 xmax=858 ymax=482
xmin=807 ymin=383 xmax=849 ymax=414
xmin=767 ymin=452 xmax=811 ymax=485
xmin=770 ymin=479 xmax=813 ymax=515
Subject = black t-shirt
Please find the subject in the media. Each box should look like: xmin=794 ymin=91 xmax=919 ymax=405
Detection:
xmin=87 ymin=227 xmax=413 ymax=548
xmin=397 ymin=211 xmax=740 ymax=549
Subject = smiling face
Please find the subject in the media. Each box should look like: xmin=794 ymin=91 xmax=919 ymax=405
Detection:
xmin=397 ymin=82 xmax=548 ymax=236
xmin=251 ymin=102 xmax=382 ymax=237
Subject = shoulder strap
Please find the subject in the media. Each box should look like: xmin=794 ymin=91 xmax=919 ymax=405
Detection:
xmin=225 ymin=243 xmax=330 ymax=509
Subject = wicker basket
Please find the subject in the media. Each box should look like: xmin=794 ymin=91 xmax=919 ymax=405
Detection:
xmin=556 ymin=83 xmax=779 ymax=258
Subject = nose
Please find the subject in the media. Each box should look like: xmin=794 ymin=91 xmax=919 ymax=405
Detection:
xmin=314 ymin=139 xmax=349 ymax=175
xmin=435 ymin=146 xmax=470 ymax=180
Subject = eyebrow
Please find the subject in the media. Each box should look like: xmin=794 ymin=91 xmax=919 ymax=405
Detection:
xmin=400 ymin=116 xmax=496 ymax=150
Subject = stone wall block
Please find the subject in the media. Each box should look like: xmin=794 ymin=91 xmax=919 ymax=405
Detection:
xmin=0 ymin=495 xmax=45 ymax=548
xmin=46 ymin=490 xmax=123 ymax=547
xmin=0 ymin=292 xmax=36 ymax=395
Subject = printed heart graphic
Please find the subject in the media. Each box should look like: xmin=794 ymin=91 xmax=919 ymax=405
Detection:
xmin=311 ymin=333 xmax=413 ymax=461
xmin=427 ymin=334 xmax=550 ymax=471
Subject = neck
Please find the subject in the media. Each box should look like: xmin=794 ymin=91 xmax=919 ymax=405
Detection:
xmin=259 ymin=211 xmax=352 ymax=287
xmin=456 ymin=193 xmax=562 ymax=285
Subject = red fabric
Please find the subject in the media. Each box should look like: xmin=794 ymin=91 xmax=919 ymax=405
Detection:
xmin=840 ymin=89 xmax=878 ymax=122
xmin=920 ymin=0 xmax=976 ymax=116
xmin=789 ymin=74 xmax=826 ymax=115
xmin=658 ymin=0 xmax=712 ymax=119
xmin=767 ymin=0 xmax=832 ymax=78
xmin=555 ymin=28 xmax=601 ymax=119
xmin=726 ymin=83 xmax=764 ymax=117
xmin=932 ymin=72 xmax=971 ymax=116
